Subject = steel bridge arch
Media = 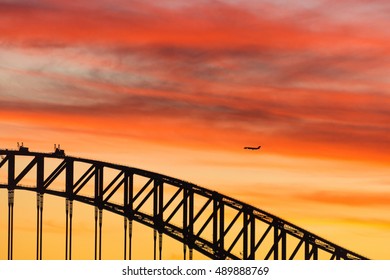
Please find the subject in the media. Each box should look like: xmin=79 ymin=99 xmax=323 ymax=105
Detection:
xmin=0 ymin=149 xmax=368 ymax=260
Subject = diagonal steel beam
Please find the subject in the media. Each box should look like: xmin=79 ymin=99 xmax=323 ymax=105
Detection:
xmin=104 ymin=177 xmax=125 ymax=203
xmin=163 ymin=187 xmax=183 ymax=212
xmin=0 ymin=155 xmax=8 ymax=169
xmin=165 ymin=197 xmax=185 ymax=225
xmin=14 ymin=157 xmax=38 ymax=185
xmin=43 ymin=160 xmax=66 ymax=189
xmin=194 ymin=210 xmax=214 ymax=240
xmin=223 ymin=209 xmax=243 ymax=236
xmin=305 ymin=240 xmax=318 ymax=260
xmin=193 ymin=197 xmax=213 ymax=224
xmin=132 ymin=178 xmax=153 ymax=202
xmin=253 ymin=223 xmax=273 ymax=254
xmin=73 ymin=168 xmax=96 ymax=196
xmin=264 ymin=229 xmax=283 ymax=260
xmin=102 ymin=171 xmax=124 ymax=196
xmin=134 ymin=187 xmax=154 ymax=212
xmin=73 ymin=165 xmax=95 ymax=190
xmin=227 ymin=224 xmax=245 ymax=255
xmin=289 ymin=238 xmax=305 ymax=260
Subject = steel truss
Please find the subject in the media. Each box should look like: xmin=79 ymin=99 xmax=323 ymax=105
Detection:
xmin=0 ymin=149 xmax=368 ymax=260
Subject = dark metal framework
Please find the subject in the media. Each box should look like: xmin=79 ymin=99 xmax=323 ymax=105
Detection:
xmin=0 ymin=149 xmax=368 ymax=260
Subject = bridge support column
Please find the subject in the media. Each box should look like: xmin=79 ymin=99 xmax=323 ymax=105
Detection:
xmin=159 ymin=232 xmax=163 ymax=260
xmin=129 ymin=220 xmax=133 ymax=260
xmin=124 ymin=216 xmax=127 ymax=260
xmin=124 ymin=172 xmax=133 ymax=260
xmin=95 ymin=207 xmax=103 ymax=260
xmin=123 ymin=217 xmax=133 ymax=260
xmin=8 ymin=189 xmax=14 ymax=260
xmin=65 ymin=199 xmax=73 ymax=260
xmin=153 ymin=229 xmax=157 ymax=260
xmin=152 ymin=229 xmax=163 ymax=260
xmin=188 ymin=188 xmax=194 ymax=261
xmin=99 ymin=209 xmax=102 ymax=260
xmin=94 ymin=207 xmax=98 ymax=260
xmin=36 ymin=193 xmax=44 ymax=260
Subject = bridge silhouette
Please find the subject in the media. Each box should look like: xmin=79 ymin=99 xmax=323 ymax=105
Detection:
xmin=0 ymin=147 xmax=368 ymax=260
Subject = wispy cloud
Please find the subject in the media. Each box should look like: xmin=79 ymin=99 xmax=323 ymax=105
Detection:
xmin=0 ymin=0 xmax=389 ymax=160
xmin=297 ymin=191 xmax=390 ymax=207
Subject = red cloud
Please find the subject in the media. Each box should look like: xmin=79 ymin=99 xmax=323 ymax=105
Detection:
xmin=0 ymin=1 xmax=389 ymax=163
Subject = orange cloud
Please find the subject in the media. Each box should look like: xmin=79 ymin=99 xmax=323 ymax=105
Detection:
xmin=0 ymin=0 xmax=388 ymax=166
xmin=297 ymin=191 xmax=390 ymax=207
xmin=1 ymin=0 xmax=388 ymax=50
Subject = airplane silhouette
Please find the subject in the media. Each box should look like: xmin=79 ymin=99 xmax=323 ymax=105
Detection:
xmin=244 ymin=145 xmax=261 ymax=150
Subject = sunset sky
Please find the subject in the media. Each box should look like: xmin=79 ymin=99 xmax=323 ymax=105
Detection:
xmin=0 ymin=0 xmax=389 ymax=259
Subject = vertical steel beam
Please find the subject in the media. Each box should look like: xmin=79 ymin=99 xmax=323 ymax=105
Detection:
xmin=128 ymin=220 xmax=133 ymax=260
xmin=36 ymin=193 xmax=44 ymax=260
xmin=243 ymin=211 xmax=249 ymax=260
xmin=65 ymin=158 xmax=73 ymax=260
xmin=123 ymin=216 xmax=127 ymax=260
xmin=158 ymin=180 xmax=163 ymax=222
xmin=94 ymin=165 xmax=103 ymax=260
xmin=65 ymin=199 xmax=69 ymax=260
xmin=122 ymin=172 xmax=133 ymax=260
xmin=65 ymin=199 xmax=73 ymax=260
xmin=281 ymin=229 xmax=287 ymax=260
xmin=219 ymin=200 xmax=224 ymax=259
xmin=128 ymin=173 xmax=133 ymax=260
xmin=313 ymin=245 xmax=318 ymax=260
xmin=273 ymin=223 xmax=279 ymax=260
xmin=305 ymin=238 xmax=310 ymax=260
xmin=123 ymin=172 xmax=128 ymax=260
xmin=153 ymin=229 xmax=157 ymax=260
xmin=159 ymin=233 xmax=163 ymax=260
xmin=183 ymin=188 xmax=187 ymax=260
xmin=36 ymin=156 xmax=44 ymax=191
xmin=94 ymin=206 xmax=98 ymax=260
xmin=39 ymin=197 xmax=43 ymax=259
xmin=37 ymin=193 xmax=40 ymax=260
xmin=151 ymin=178 xmax=164 ymax=260
xmin=153 ymin=179 xmax=157 ymax=260
xmin=8 ymin=190 xmax=14 ymax=260
xmin=183 ymin=244 xmax=187 ymax=260
xmin=98 ymin=208 xmax=102 ymax=260
xmin=65 ymin=159 xmax=74 ymax=199
xmin=249 ymin=213 xmax=255 ymax=260
xmin=37 ymin=156 xmax=44 ymax=260
xmin=7 ymin=154 xmax=15 ymax=260
xmin=189 ymin=188 xmax=194 ymax=260
xmin=158 ymin=180 xmax=163 ymax=260
xmin=69 ymin=200 xmax=73 ymax=260
xmin=213 ymin=193 xmax=218 ymax=255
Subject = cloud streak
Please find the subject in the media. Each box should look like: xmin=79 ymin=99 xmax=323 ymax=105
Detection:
xmin=0 ymin=0 xmax=389 ymax=159
xmin=297 ymin=191 xmax=390 ymax=207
